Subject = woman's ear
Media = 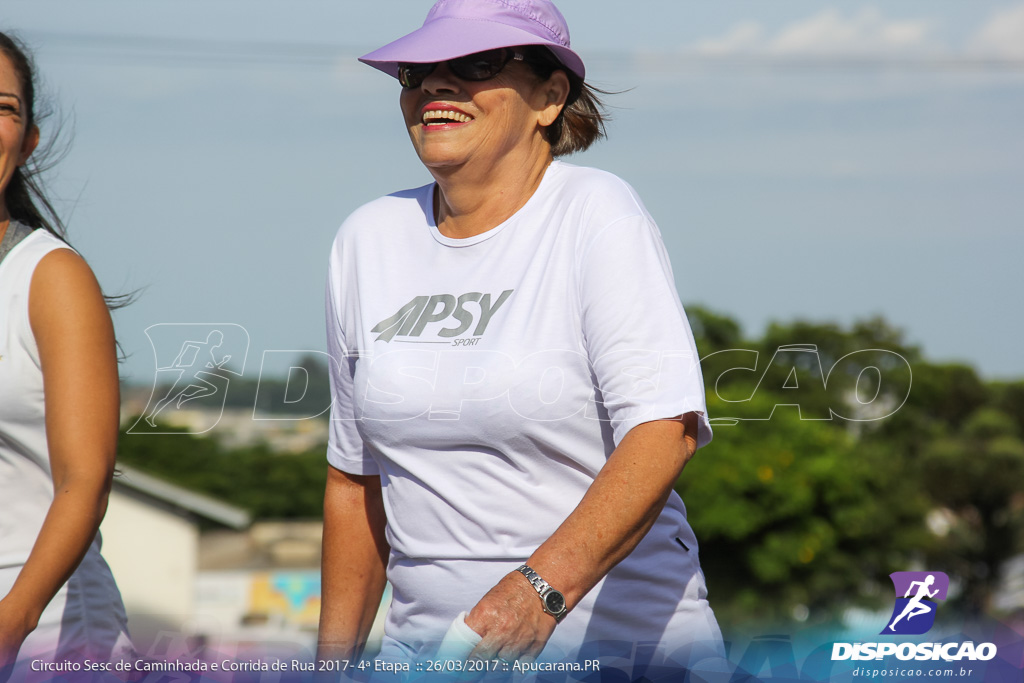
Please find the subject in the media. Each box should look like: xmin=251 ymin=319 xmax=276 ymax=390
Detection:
xmin=537 ymin=70 xmax=570 ymax=127
xmin=18 ymin=124 xmax=39 ymax=166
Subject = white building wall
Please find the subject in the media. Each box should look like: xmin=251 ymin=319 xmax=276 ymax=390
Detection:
xmin=100 ymin=488 xmax=198 ymax=631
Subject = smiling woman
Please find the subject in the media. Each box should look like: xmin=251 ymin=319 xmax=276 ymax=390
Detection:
xmin=318 ymin=0 xmax=724 ymax=672
xmin=0 ymin=32 xmax=133 ymax=679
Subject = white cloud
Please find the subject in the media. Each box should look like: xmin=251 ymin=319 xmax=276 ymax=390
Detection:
xmin=688 ymin=7 xmax=935 ymax=58
xmin=692 ymin=22 xmax=764 ymax=56
xmin=968 ymin=4 xmax=1024 ymax=58
xmin=770 ymin=8 xmax=932 ymax=55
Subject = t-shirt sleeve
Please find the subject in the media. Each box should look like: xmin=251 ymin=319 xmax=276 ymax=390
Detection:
xmin=578 ymin=213 xmax=713 ymax=449
xmin=325 ymin=247 xmax=380 ymax=476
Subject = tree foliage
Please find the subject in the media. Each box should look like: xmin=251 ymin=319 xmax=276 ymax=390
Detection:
xmin=117 ymin=426 xmax=327 ymax=520
xmin=684 ymin=309 xmax=1024 ymax=625
xmin=680 ymin=394 xmax=929 ymax=625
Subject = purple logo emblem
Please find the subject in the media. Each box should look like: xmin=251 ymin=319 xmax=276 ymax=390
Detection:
xmin=882 ymin=571 xmax=949 ymax=635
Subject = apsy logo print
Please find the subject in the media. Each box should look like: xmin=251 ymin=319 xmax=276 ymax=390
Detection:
xmin=372 ymin=290 xmax=513 ymax=343
xmin=882 ymin=571 xmax=949 ymax=635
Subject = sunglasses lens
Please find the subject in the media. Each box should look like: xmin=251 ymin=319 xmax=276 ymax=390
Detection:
xmin=398 ymin=63 xmax=435 ymax=89
xmin=398 ymin=49 xmax=515 ymax=88
xmin=448 ymin=49 xmax=511 ymax=81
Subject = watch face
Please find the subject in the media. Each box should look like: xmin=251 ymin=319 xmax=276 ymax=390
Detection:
xmin=545 ymin=590 xmax=565 ymax=614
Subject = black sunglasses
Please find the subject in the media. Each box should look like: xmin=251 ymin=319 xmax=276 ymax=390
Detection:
xmin=398 ymin=48 xmax=525 ymax=89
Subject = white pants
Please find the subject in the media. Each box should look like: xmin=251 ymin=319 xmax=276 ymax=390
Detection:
xmin=1 ymin=542 xmax=133 ymax=680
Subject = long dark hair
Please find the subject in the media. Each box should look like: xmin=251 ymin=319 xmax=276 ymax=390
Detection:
xmin=1 ymin=32 xmax=135 ymax=321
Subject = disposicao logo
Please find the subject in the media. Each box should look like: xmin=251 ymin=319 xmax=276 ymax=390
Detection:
xmin=832 ymin=570 xmax=998 ymax=663
xmin=883 ymin=571 xmax=948 ymax=635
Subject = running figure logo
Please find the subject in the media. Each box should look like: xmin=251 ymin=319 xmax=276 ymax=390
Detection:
xmin=130 ymin=324 xmax=249 ymax=434
xmin=882 ymin=571 xmax=949 ymax=635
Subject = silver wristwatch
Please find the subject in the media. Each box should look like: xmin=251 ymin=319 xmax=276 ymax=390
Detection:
xmin=516 ymin=564 xmax=567 ymax=622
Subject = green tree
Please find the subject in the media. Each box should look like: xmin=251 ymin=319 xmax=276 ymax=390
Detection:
xmin=688 ymin=305 xmax=745 ymax=356
xmin=679 ymin=391 xmax=930 ymax=625
xmin=917 ymin=408 xmax=1024 ymax=615
xmin=117 ymin=426 xmax=328 ymax=520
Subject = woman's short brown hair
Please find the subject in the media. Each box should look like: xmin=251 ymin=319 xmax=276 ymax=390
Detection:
xmin=521 ymin=46 xmax=608 ymax=157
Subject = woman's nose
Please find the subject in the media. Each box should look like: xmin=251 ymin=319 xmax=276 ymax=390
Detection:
xmin=420 ymin=62 xmax=462 ymax=95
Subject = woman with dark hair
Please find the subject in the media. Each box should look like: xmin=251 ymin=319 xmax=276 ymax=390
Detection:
xmin=0 ymin=32 xmax=131 ymax=675
xmin=319 ymin=0 xmax=723 ymax=669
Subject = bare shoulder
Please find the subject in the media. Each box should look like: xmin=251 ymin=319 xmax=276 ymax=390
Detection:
xmin=29 ymin=247 xmax=112 ymax=343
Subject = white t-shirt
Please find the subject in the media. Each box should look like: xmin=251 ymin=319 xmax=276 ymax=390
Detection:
xmin=325 ymin=161 xmax=717 ymax=653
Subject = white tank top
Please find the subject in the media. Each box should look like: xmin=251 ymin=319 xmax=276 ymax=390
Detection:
xmin=0 ymin=224 xmax=131 ymax=662
xmin=0 ymin=226 xmax=70 ymax=568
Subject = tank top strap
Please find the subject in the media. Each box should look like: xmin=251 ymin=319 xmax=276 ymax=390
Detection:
xmin=0 ymin=220 xmax=35 ymax=266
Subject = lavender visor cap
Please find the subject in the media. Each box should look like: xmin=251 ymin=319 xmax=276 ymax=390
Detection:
xmin=359 ymin=0 xmax=585 ymax=80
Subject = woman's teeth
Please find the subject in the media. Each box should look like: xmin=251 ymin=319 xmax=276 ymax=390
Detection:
xmin=423 ymin=110 xmax=472 ymax=125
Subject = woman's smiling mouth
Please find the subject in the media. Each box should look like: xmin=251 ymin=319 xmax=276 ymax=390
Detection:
xmin=421 ymin=103 xmax=474 ymax=128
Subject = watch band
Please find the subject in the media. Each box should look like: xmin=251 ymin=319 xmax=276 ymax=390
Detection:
xmin=516 ymin=564 xmax=568 ymax=622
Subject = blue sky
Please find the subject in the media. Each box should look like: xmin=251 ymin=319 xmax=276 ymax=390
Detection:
xmin=4 ymin=1 xmax=1023 ymax=382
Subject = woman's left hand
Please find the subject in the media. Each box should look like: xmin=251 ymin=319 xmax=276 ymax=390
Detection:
xmin=464 ymin=572 xmax=557 ymax=662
